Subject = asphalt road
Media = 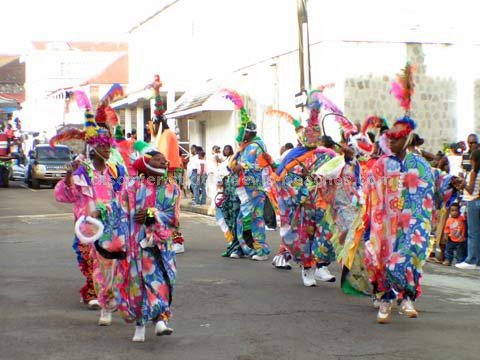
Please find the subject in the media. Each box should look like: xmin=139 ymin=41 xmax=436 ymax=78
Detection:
xmin=1 ymin=181 xmax=480 ymax=360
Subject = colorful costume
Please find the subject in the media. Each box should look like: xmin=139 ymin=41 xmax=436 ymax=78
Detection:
xmin=364 ymin=151 xmax=434 ymax=300
xmin=270 ymin=90 xmax=350 ymax=285
xmin=275 ymin=147 xmax=337 ymax=267
xmin=235 ymin=137 xmax=271 ymax=257
xmin=108 ymin=150 xmax=179 ymax=341
xmin=114 ymin=175 xmax=179 ymax=325
xmin=221 ymin=89 xmax=272 ymax=259
xmin=150 ymin=75 xmax=185 ymax=251
xmin=52 ymin=89 xmax=126 ymax=318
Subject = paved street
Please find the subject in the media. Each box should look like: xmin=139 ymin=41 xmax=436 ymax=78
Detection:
xmin=1 ymin=182 xmax=480 ymax=360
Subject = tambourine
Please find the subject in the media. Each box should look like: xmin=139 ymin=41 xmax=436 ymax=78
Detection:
xmin=75 ymin=215 xmax=104 ymax=244
xmin=215 ymin=192 xmax=226 ymax=208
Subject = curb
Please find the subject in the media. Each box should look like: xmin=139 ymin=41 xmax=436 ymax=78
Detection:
xmin=180 ymin=204 xmax=214 ymax=217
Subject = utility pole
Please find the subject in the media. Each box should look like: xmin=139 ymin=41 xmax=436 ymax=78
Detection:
xmin=296 ymin=0 xmax=311 ymax=111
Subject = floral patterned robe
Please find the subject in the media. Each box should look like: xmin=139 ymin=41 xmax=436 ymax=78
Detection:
xmin=54 ymin=162 xmax=125 ymax=306
xmin=235 ymin=138 xmax=270 ymax=256
xmin=274 ymin=147 xmax=337 ymax=267
xmin=364 ymin=153 xmax=434 ymax=300
xmin=113 ymin=177 xmax=180 ymax=325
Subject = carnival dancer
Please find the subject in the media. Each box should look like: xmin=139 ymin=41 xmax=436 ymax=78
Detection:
xmin=52 ymin=99 xmax=126 ymax=326
xmin=222 ymin=89 xmax=272 ymax=260
xmin=364 ymin=63 xmax=438 ymax=323
xmin=318 ymin=115 xmax=385 ymax=296
xmin=149 ymin=75 xmax=186 ymax=254
xmin=112 ymin=143 xmax=180 ymax=342
xmin=272 ymin=93 xmax=341 ymax=286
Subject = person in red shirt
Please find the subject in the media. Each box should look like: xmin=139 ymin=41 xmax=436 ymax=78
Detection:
xmin=443 ymin=203 xmax=467 ymax=266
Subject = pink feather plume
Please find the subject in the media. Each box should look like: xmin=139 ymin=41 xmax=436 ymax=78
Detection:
xmin=221 ymin=89 xmax=244 ymax=110
xmin=73 ymin=90 xmax=92 ymax=110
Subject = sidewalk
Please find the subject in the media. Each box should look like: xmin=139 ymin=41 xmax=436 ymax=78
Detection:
xmin=180 ymin=194 xmax=214 ymax=217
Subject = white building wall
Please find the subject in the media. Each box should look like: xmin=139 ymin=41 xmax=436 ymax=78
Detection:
xmin=128 ymin=0 xmax=480 ymax=153
xmin=22 ymin=46 xmax=125 ymax=134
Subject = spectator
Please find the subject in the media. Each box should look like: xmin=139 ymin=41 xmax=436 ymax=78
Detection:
xmin=284 ymin=142 xmax=294 ymax=152
xmin=407 ymin=133 xmax=435 ymax=161
xmin=208 ymin=145 xmax=224 ymax=214
xmin=461 ymin=134 xmax=478 ymax=174
xmin=193 ymin=150 xmax=207 ymax=205
xmin=187 ymin=145 xmax=198 ymax=197
xmin=131 ymin=129 xmax=137 ymax=141
xmin=456 ymin=149 xmax=480 ymax=269
xmin=218 ymin=145 xmax=234 ymax=179
xmin=443 ymin=203 xmax=467 ymax=266
xmin=276 ymin=142 xmax=295 ymax=163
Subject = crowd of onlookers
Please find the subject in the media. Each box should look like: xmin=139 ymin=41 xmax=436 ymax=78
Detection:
xmin=431 ymin=133 xmax=480 ymax=270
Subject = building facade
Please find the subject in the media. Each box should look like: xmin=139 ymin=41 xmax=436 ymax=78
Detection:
xmin=123 ymin=0 xmax=478 ymax=156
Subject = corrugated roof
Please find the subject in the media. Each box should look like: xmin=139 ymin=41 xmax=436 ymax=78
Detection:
xmin=168 ymin=90 xmax=214 ymax=114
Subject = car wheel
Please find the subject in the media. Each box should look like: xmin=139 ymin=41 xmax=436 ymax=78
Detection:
xmin=31 ymin=177 xmax=40 ymax=189
xmin=1 ymin=167 xmax=9 ymax=188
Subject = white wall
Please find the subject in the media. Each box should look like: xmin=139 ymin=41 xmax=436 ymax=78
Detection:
xmin=22 ymin=47 xmax=124 ymax=133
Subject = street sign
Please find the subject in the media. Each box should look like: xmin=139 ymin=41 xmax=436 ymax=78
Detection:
xmin=295 ymin=90 xmax=308 ymax=108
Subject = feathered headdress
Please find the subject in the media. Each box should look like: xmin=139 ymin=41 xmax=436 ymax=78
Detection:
xmin=390 ymin=62 xmax=417 ymax=114
xmin=221 ymin=89 xmax=253 ymax=143
xmin=95 ymin=84 xmax=124 ymax=127
xmin=361 ymin=116 xmax=388 ymax=135
xmin=266 ymin=109 xmax=302 ymax=129
xmin=295 ymin=92 xmax=323 ymax=147
xmin=50 ymin=91 xmax=112 ymax=147
xmin=49 ymin=128 xmax=85 ymax=148
xmin=151 ymin=74 xmax=166 ymax=120
xmin=388 ymin=63 xmax=418 ymax=139
xmin=310 ymin=90 xmax=358 ymax=139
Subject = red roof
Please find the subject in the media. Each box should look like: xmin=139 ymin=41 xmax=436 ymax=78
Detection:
xmin=81 ymin=54 xmax=128 ymax=85
xmin=32 ymin=41 xmax=127 ymax=52
xmin=0 ymin=93 xmax=25 ymax=103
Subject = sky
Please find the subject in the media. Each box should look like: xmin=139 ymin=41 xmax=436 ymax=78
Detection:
xmin=0 ymin=0 xmax=173 ymax=54
xmin=1 ymin=0 xmax=479 ymax=55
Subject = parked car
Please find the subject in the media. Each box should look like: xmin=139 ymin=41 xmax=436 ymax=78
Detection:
xmin=10 ymin=163 xmax=25 ymax=181
xmin=25 ymin=144 xmax=71 ymax=189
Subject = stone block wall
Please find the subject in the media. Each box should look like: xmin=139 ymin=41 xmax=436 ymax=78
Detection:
xmin=344 ymin=43 xmax=457 ymax=152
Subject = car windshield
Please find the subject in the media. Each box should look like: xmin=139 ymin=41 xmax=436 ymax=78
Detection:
xmin=36 ymin=147 xmax=71 ymax=161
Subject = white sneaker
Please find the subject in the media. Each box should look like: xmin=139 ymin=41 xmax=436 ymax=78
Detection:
xmin=155 ymin=320 xmax=173 ymax=336
xmin=399 ymin=298 xmax=418 ymax=318
xmin=377 ymin=301 xmax=392 ymax=324
xmin=455 ymin=262 xmax=477 ymax=270
xmin=98 ymin=309 xmax=112 ymax=326
xmin=252 ymin=254 xmax=269 ymax=261
xmin=301 ymin=267 xmax=317 ymax=287
xmin=88 ymin=299 xmax=100 ymax=310
xmin=314 ymin=266 xmax=336 ymax=282
xmin=272 ymin=255 xmax=292 ymax=270
xmin=372 ymin=297 xmax=380 ymax=309
xmin=132 ymin=325 xmax=145 ymax=342
xmin=229 ymin=252 xmax=240 ymax=259
xmin=173 ymin=243 xmax=185 ymax=254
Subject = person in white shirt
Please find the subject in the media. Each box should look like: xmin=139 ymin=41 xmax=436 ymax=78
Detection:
xmin=456 ymin=148 xmax=480 ymax=269
xmin=208 ymin=145 xmax=224 ymax=214
xmin=187 ymin=145 xmax=198 ymax=199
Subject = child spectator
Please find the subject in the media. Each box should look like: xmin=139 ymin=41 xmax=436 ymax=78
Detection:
xmin=443 ymin=203 xmax=467 ymax=266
